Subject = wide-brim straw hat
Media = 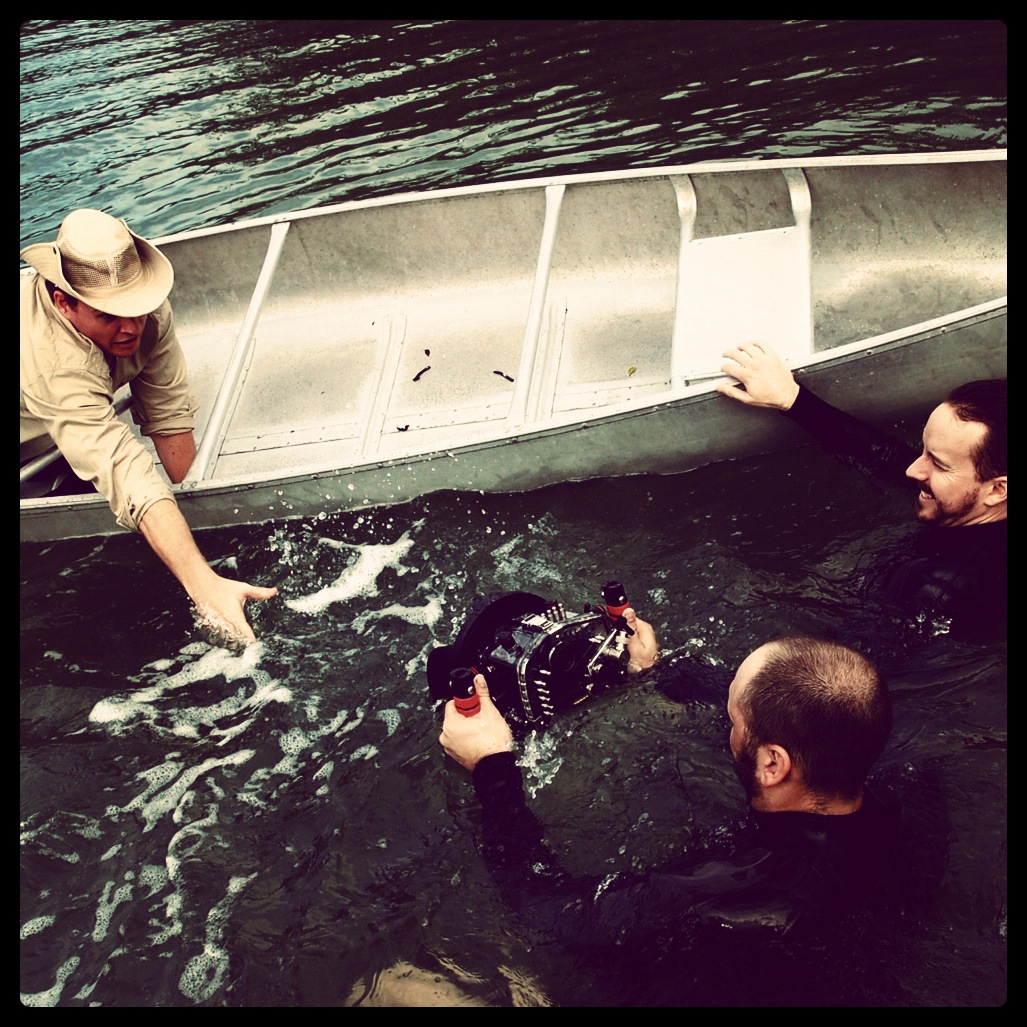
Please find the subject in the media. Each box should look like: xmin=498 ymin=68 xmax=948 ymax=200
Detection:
xmin=20 ymin=208 xmax=173 ymax=317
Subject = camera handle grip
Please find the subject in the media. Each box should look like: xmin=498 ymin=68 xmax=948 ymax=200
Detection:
xmin=450 ymin=667 xmax=481 ymax=717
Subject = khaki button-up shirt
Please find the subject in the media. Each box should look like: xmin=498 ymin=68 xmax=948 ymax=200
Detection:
xmin=20 ymin=271 xmax=198 ymax=532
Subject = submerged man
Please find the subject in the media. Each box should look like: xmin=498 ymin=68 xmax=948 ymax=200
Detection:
xmin=716 ymin=341 xmax=1006 ymax=641
xmin=21 ymin=209 xmax=276 ymax=644
xmin=438 ymin=633 xmax=898 ymax=1005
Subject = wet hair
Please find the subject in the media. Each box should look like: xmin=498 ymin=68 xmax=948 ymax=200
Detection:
xmin=44 ymin=279 xmax=78 ymax=309
xmin=944 ymin=379 xmax=1007 ymax=482
xmin=738 ymin=636 xmax=891 ymax=802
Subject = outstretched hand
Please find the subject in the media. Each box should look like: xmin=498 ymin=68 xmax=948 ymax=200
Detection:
xmin=193 ymin=573 xmax=278 ymax=649
xmin=624 ymin=608 xmax=660 ymax=672
xmin=439 ymin=674 xmax=514 ymax=771
xmin=715 ymin=340 xmax=800 ymax=410
xmin=138 ymin=498 xmax=278 ymax=650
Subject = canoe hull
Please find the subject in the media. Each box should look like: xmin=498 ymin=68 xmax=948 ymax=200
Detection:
xmin=20 ymin=301 xmax=1005 ymax=542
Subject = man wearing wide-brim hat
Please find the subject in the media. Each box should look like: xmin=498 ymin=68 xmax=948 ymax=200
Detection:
xmin=21 ymin=208 xmax=276 ymax=645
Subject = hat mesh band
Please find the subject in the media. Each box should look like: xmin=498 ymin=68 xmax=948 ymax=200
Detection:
xmin=64 ymin=246 xmax=142 ymax=291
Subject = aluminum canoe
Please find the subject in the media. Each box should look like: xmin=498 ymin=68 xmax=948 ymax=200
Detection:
xmin=20 ymin=149 xmax=1007 ymax=542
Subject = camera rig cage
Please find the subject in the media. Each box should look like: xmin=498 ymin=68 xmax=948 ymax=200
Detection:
xmin=426 ymin=583 xmax=635 ymax=726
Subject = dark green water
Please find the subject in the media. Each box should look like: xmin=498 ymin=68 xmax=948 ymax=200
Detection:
xmin=21 ymin=20 xmax=1006 ymax=1006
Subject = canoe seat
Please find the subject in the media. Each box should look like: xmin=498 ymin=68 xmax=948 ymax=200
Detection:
xmin=669 ymin=169 xmax=812 ymax=386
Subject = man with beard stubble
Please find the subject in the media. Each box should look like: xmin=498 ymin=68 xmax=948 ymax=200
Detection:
xmin=437 ymin=635 xmax=897 ymax=1004
xmin=716 ymin=341 xmax=1006 ymax=641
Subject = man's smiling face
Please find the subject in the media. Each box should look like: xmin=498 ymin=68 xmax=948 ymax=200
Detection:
xmin=905 ymin=401 xmax=991 ymax=527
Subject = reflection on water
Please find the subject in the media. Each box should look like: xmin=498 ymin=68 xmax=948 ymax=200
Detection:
xmin=20 ymin=19 xmax=1007 ymax=247
xmin=20 ymin=444 xmax=1006 ymax=1006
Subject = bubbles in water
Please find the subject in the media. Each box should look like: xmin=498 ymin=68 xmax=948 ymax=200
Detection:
xmin=20 ymin=915 xmax=56 ymax=940
xmin=21 ymin=956 xmax=80 ymax=1008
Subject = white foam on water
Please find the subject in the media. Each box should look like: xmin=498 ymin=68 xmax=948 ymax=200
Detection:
xmin=139 ymin=863 xmax=168 ymax=898
xmin=105 ymin=759 xmax=182 ymax=821
xmin=148 ymin=889 xmax=184 ymax=947
xmin=117 ymin=750 xmax=255 ymax=833
xmin=166 ymin=804 xmax=219 ymax=883
xmin=350 ymin=596 xmax=444 ymax=635
xmin=284 ymin=530 xmax=418 ymax=614
xmin=376 ymin=708 xmax=401 ymax=736
xmin=72 ymin=960 xmax=111 ymax=1002
xmin=177 ymin=873 xmax=256 ymax=1004
xmin=91 ymin=875 xmax=134 ymax=943
xmin=89 ymin=643 xmax=269 ymax=730
xmin=179 ymin=943 xmax=228 ymax=1004
xmin=20 ymin=914 xmax=55 ymax=940
xmin=268 ymin=706 xmax=363 ymax=776
xmin=20 ymin=812 xmax=107 ymax=865
xmin=593 ymin=872 xmax=618 ymax=903
xmin=490 ymin=533 xmax=564 ymax=587
xmin=171 ymin=679 xmax=293 ymax=744
xmin=236 ymin=767 xmax=273 ymax=809
xmin=21 ymin=955 xmax=80 ymax=1007
xmin=89 ymin=645 xmax=292 ymax=749
xmin=160 ymin=642 xmax=265 ymax=688
xmin=314 ymin=759 xmax=335 ymax=796
xmin=406 ymin=641 xmax=436 ymax=679
xmin=349 ymin=744 xmax=378 ymax=761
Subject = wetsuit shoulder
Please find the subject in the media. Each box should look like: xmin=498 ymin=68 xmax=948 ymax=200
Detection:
xmin=872 ymin=521 xmax=1007 ymax=640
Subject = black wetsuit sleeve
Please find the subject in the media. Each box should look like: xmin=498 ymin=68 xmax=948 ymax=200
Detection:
xmin=468 ymin=753 xmax=815 ymax=944
xmin=472 ymin=752 xmax=566 ymax=903
xmin=784 ymin=384 xmax=919 ymax=487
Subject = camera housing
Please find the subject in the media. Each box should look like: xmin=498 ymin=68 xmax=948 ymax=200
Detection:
xmin=427 ymin=584 xmax=635 ymax=726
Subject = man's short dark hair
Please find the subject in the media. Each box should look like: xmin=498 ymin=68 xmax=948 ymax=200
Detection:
xmin=945 ymin=379 xmax=1007 ymax=482
xmin=738 ymin=636 xmax=891 ymax=803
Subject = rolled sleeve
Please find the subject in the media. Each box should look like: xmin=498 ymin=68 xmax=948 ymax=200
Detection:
xmin=22 ymin=273 xmax=191 ymax=533
xmin=22 ymin=372 xmax=175 ymax=531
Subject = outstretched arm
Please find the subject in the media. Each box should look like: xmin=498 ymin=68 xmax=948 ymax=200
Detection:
xmin=439 ymin=674 xmax=567 ymax=901
xmin=138 ymin=498 xmax=277 ymax=645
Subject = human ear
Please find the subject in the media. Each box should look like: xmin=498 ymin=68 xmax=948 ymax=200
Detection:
xmin=982 ymin=476 xmax=1007 ymax=506
xmin=756 ymin=743 xmax=792 ymax=787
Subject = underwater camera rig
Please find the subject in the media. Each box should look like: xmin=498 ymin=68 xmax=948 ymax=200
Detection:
xmin=426 ymin=580 xmax=636 ymax=726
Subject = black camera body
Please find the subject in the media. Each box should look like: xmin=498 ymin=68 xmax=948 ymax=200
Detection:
xmin=427 ymin=583 xmax=635 ymax=726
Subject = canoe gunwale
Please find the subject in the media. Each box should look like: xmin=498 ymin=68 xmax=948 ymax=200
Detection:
xmin=146 ymin=149 xmax=1007 ymax=250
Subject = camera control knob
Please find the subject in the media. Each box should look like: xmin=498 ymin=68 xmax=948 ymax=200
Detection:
xmin=602 ymin=580 xmax=629 ymax=620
